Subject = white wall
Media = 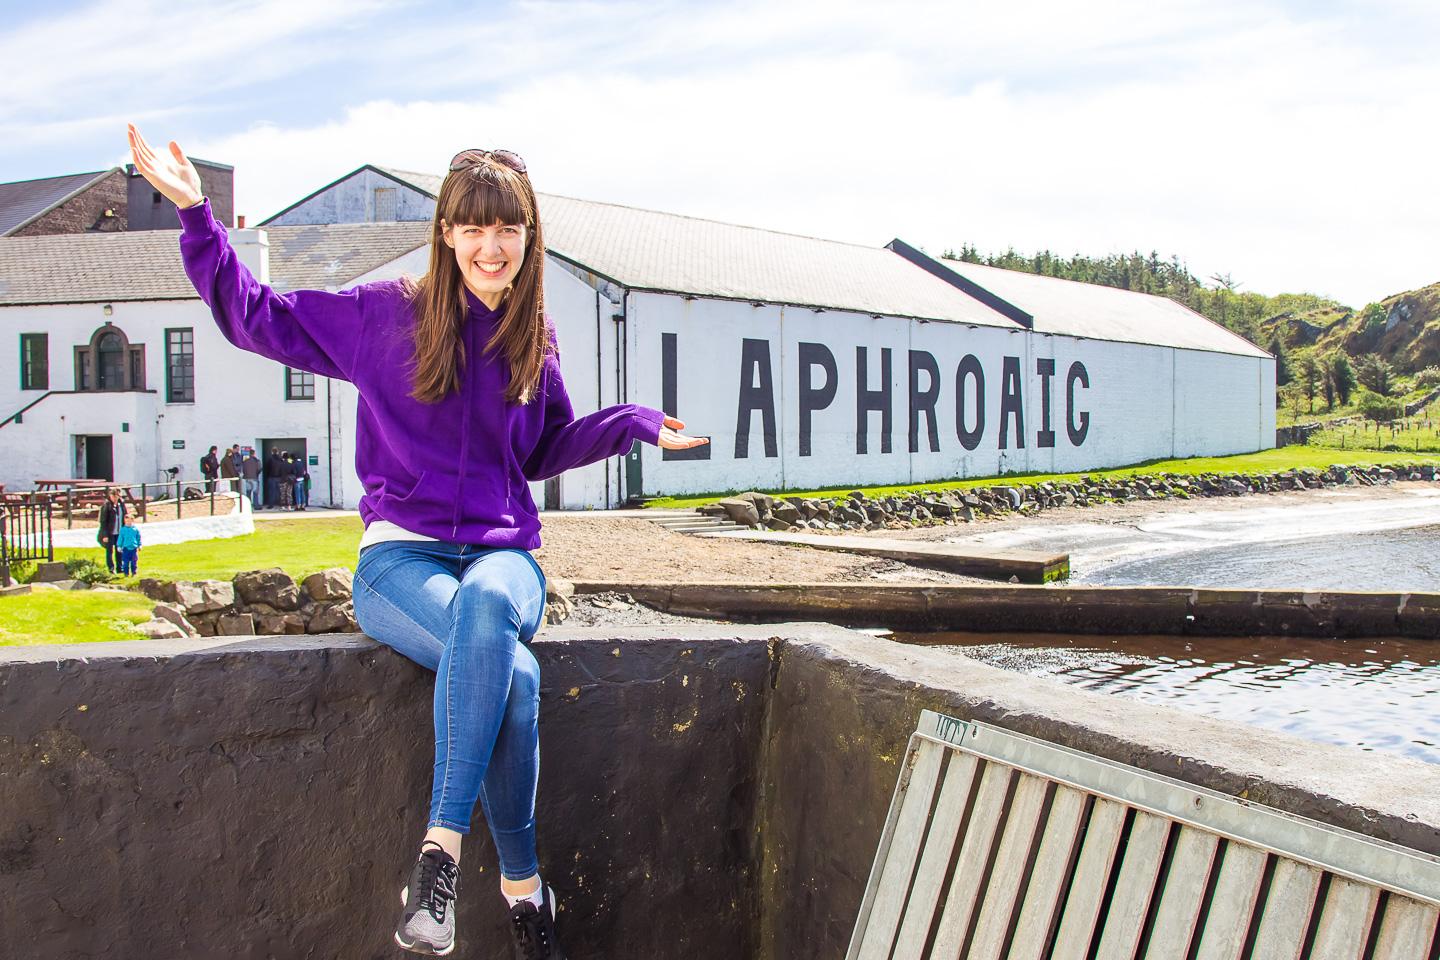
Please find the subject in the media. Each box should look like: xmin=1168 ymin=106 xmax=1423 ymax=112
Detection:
xmin=0 ymin=299 xmax=339 ymax=500
xmin=626 ymin=291 xmax=1276 ymax=497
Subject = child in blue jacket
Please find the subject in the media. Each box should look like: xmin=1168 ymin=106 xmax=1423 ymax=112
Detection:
xmin=116 ymin=517 xmax=142 ymax=576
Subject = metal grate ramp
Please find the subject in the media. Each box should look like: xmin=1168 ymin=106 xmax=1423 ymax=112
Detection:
xmin=847 ymin=711 xmax=1440 ymax=960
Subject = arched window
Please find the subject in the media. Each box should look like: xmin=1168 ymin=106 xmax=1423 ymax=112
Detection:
xmin=75 ymin=323 xmax=146 ymax=392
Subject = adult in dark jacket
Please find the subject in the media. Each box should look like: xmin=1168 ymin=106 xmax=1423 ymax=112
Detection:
xmin=219 ymin=445 xmax=239 ymax=493
xmin=200 ymin=446 xmax=219 ymax=492
xmin=96 ymin=489 xmax=127 ymax=573
xmin=265 ymin=450 xmax=284 ymax=510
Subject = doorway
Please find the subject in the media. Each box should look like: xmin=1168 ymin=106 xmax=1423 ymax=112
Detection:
xmin=259 ymin=438 xmax=309 ymax=508
xmin=75 ymin=435 xmax=114 ymax=481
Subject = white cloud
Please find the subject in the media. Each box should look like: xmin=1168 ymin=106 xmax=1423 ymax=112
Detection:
xmin=105 ymin=0 xmax=1440 ymax=305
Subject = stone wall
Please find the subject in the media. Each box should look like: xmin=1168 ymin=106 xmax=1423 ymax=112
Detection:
xmin=3 ymin=625 xmax=1437 ymax=958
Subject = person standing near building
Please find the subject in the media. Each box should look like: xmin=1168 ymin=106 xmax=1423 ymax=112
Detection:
xmin=241 ymin=449 xmax=262 ymax=511
xmin=130 ymin=124 xmax=706 ymax=958
xmin=219 ymin=444 xmax=239 ymax=494
xmin=96 ymin=488 xmax=126 ymax=574
xmin=265 ymin=449 xmax=284 ymax=510
xmin=200 ymin=445 xmax=219 ymax=492
xmin=293 ymin=455 xmax=310 ymax=511
xmin=116 ymin=515 xmax=142 ymax=576
xmin=229 ymin=445 xmax=243 ymax=479
xmin=278 ymin=453 xmax=295 ymax=509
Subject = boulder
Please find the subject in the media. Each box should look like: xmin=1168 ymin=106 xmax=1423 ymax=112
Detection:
xmin=135 ymin=618 xmax=187 ymax=640
xmin=152 ymin=603 xmax=199 ymax=637
xmin=233 ymin=568 xmax=301 ymax=611
xmin=765 ymin=517 xmax=795 ymax=531
xmin=546 ymin=577 xmax=575 ymax=600
xmin=256 ymin=613 xmax=308 ymax=636
xmin=189 ymin=579 xmax=235 ymax=614
xmin=302 ymin=568 xmax=353 ymax=602
xmin=51 ymin=580 xmax=92 ymax=591
xmin=736 ymin=491 xmax=774 ymax=517
xmin=308 ymin=601 xmax=359 ymax=634
xmin=771 ymin=501 xmax=801 ymax=523
xmin=717 ymin=498 xmax=761 ymax=527
xmin=217 ymin=613 xmax=257 ymax=636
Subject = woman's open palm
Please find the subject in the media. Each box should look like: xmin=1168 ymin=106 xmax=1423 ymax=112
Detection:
xmin=658 ymin=416 xmax=708 ymax=450
xmin=127 ymin=124 xmax=203 ymax=210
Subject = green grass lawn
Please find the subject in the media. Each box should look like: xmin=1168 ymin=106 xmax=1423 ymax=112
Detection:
xmin=642 ymin=448 xmax=1440 ymax=509
xmin=1306 ymin=421 xmax=1440 ymax=454
xmin=0 ymin=589 xmax=153 ymax=645
xmin=56 ymin=516 xmax=365 ymax=584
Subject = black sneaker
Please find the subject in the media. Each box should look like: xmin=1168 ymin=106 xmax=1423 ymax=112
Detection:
xmin=508 ymin=885 xmax=565 ymax=959
xmin=395 ymin=843 xmax=461 ymax=956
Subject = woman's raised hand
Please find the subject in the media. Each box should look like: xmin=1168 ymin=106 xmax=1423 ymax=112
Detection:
xmin=657 ymin=415 xmax=709 ymax=450
xmin=126 ymin=124 xmax=204 ymax=210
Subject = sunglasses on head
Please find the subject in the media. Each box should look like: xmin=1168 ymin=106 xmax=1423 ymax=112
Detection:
xmin=449 ymin=148 xmax=527 ymax=176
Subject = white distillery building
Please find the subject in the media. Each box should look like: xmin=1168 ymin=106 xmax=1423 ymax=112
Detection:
xmin=0 ymin=164 xmax=1274 ymax=508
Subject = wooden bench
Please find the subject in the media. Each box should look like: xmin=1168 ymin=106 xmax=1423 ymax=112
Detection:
xmin=848 ymin=710 xmax=1440 ymax=959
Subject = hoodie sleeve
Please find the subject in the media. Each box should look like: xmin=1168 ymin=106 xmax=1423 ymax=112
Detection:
xmin=521 ymin=347 xmax=665 ymax=483
xmin=177 ymin=198 xmax=362 ymax=381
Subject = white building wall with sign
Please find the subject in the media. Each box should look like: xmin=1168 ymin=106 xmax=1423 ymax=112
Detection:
xmin=626 ymin=290 xmax=1275 ymax=498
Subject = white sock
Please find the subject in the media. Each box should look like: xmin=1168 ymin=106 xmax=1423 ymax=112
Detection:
xmin=503 ymin=880 xmax=545 ymax=910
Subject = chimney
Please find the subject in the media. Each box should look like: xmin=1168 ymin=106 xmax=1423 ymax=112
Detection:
xmin=230 ymin=229 xmax=270 ymax=284
xmin=237 ymin=215 xmax=246 ymax=228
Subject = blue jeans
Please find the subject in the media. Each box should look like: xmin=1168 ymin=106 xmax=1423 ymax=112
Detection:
xmin=119 ymin=547 xmax=138 ymax=576
xmin=243 ymin=478 xmax=260 ymax=510
xmin=352 ymin=540 xmax=547 ymax=880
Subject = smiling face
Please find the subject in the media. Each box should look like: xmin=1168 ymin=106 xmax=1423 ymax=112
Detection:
xmin=442 ymin=220 xmax=527 ymax=305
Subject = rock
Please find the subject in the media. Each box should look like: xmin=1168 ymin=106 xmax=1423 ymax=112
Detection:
xmin=765 ymin=517 xmax=795 ymax=531
xmin=736 ymin=491 xmax=774 ymax=517
xmin=771 ymin=501 xmax=801 ymax=523
xmin=717 ymin=498 xmax=761 ymax=527
xmin=135 ymin=618 xmax=186 ymax=640
xmin=257 ymin=613 xmax=308 ymax=636
xmin=216 ymin=613 xmax=256 ymax=636
xmin=233 ymin=568 xmax=301 ymax=611
xmin=191 ymin=580 xmax=235 ymax=614
xmin=152 ymin=603 xmax=199 ymax=637
xmin=546 ymin=577 xmax=575 ymax=600
xmin=30 ymin=562 xmax=68 ymax=583
xmin=136 ymin=578 xmax=169 ymax=601
xmin=51 ymin=580 xmax=92 ymax=591
xmin=302 ymin=568 xmax=353 ymax=602
xmin=308 ymin=601 xmax=358 ymax=634
xmin=28 ymin=582 xmax=60 ymax=592
xmin=0 ymin=584 xmax=32 ymax=596
xmin=545 ymin=595 xmax=574 ymax=625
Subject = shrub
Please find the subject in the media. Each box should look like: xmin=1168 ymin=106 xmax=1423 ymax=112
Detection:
xmin=1355 ymin=389 xmax=1404 ymax=423
xmin=64 ymin=557 xmax=117 ymax=584
xmin=1415 ymin=366 xmax=1440 ymax=390
xmin=3 ymin=557 xmax=35 ymax=584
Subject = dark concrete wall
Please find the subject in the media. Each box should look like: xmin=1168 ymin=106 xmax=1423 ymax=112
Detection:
xmin=4 ymin=624 xmax=1439 ymax=959
xmin=0 ymin=628 xmax=771 ymax=960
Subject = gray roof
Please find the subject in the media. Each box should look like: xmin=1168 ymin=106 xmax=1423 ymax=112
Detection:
xmin=536 ymin=194 xmax=1016 ymax=326
xmin=375 ymin=166 xmax=444 ymax=198
xmin=0 ymin=170 xmax=116 ymax=237
xmin=936 ymin=258 xmax=1270 ymax=357
xmin=0 ymin=220 xmax=429 ymax=306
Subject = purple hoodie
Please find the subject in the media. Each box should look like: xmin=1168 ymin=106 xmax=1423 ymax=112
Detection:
xmin=177 ymin=198 xmax=665 ymax=548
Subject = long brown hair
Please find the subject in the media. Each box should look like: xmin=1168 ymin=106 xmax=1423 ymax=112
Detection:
xmin=408 ymin=161 xmax=548 ymax=405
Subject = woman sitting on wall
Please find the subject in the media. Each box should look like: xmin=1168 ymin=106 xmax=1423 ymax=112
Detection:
xmin=127 ymin=124 xmax=707 ymax=958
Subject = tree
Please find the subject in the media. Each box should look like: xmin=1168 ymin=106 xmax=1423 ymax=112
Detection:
xmin=1356 ymin=354 xmax=1394 ymax=396
xmin=1328 ymin=353 xmax=1357 ymax=406
xmin=1279 ymin=382 xmax=1306 ymax=422
xmin=1270 ymin=334 xmax=1293 ymax=386
xmin=1300 ymin=354 xmax=1321 ymax=412
xmin=1361 ymin=302 xmax=1388 ymax=330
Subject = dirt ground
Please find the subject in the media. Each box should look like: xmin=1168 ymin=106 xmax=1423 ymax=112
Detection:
xmin=530 ymin=483 xmax=1434 ymax=588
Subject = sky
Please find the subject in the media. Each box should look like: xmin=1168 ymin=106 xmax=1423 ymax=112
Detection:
xmin=1 ymin=0 xmax=1436 ymax=308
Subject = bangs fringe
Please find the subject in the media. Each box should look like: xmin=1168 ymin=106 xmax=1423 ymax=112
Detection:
xmin=442 ymin=169 xmax=533 ymax=228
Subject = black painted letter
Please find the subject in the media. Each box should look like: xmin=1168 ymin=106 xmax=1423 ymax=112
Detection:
xmin=735 ymin=338 xmax=778 ymax=459
xmin=908 ymin=350 xmax=941 ymax=454
xmin=954 ymin=354 xmax=985 ymax=451
xmin=1036 ymin=357 xmax=1056 ymax=449
xmin=798 ymin=342 xmax=837 ymax=457
xmin=856 ymin=346 xmax=893 ymax=455
xmin=999 ymin=355 xmax=1025 ymax=450
xmin=662 ymin=333 xmax=711 ymax=461
xmin=1067 ymin=361 xmax=1091 ymax=446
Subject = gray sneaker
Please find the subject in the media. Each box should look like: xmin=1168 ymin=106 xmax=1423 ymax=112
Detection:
xmin=395 ymin=843 xmax=461 ymax=955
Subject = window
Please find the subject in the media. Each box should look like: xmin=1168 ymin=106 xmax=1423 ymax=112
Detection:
xmin=286 ymin=367 xmax=315 ymax=401
xmin=166 ymin=328 xmax=194 ymax=402
xmin=20 ymin=334 xmax=48 ymax=390
xmin=374 ymin=187 xmax=397 ymax=221
xmin=75 ymin=324 xmax=144 ymax=392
